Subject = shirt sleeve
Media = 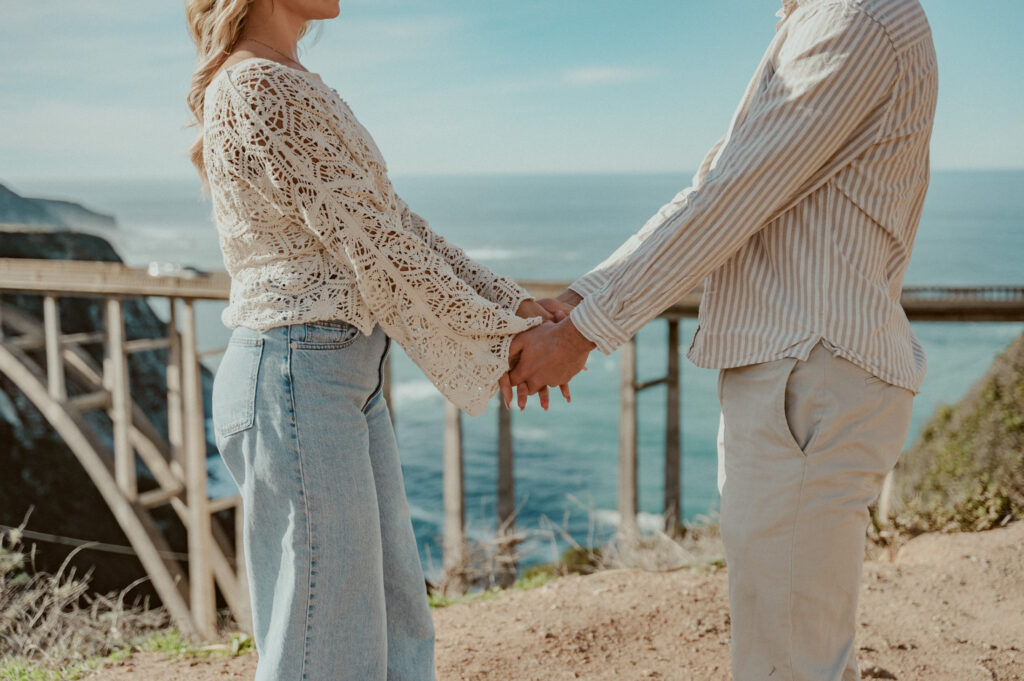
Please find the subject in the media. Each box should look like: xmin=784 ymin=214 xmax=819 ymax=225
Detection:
xmin=569 ymin=5 xmax=899 ymax=354
xmin=221 ymin=65 xmax=539 ymax=416
xmin=569 ymin=135 xmax=727 ymax=299
xmin=395 ymin=196 xmax=534 ymax=313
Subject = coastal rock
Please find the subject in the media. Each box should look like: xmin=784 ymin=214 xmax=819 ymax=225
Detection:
xmin=893 ymin=332 xmax=1024 ymax=532
xmin=0 ymin=183 xmax=117 ymax=231
xmin=0 ymin=228 xmax=219 ymax=596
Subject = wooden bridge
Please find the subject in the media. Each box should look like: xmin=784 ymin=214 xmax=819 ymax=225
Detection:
xmin=1 ymin=256 xmax=1023 ymax=640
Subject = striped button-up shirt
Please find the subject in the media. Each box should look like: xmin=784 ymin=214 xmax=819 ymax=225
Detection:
xmin=568 ymin=0 xmax=937 ymax=393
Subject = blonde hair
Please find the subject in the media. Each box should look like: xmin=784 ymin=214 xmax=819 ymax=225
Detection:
xmin=185 ymin=0 xmax=256 ymax=186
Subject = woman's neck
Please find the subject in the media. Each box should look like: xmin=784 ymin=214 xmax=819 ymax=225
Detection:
xmin=241 ymin=2 xmax=306 ymax=61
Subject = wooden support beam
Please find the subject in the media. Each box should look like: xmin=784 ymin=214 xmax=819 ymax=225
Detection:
xmin=618 ymin=338 xmax=638 ymax=538
xmin=124 ymin=336 xmax=173 ymax=354
xmin=207 ymin=495 xmax=242 ymax=515
xmin=877 ymin=470 xmax=895 ymax=524
xmin=138 ymin=486 xmax=185 ymax=509
xmin=442 ymin=400 xmax=465 ymax=590
xmin=180 ymin=299 xmax=216 ymax=640
xmin=59 ymin=331 xmax=107 ymax=346
xmin=0 ymin=342 xmax=195 ymax=635
xmin=68 ymin=390 xmax=111 ymax=412
xmin=664 ymin=320 xmax=682 ymax=535
xmin=43 ymin=296 xmax=66 ymax=400
xmin=105 ymin=298 xmax=136 ymax=500
xmin=167 ymin=300 xmax=184 ymax=468
xmin=496 ymin=404 xmax=516 ymax=587
xmin=635 ymin=376 xmax=668 ymax=392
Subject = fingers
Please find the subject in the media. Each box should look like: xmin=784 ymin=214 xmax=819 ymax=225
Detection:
xmin=516 ymin=382 xmax=528 ymax=410
xmin=532 ymin=296 xmax=573 ymax=319
xmin=552 ymin=309 xmax=567 ymax=322
xmin=559 ymin=383 xmax=571 ymax=402
xmin=508 ymin=334 xmax=524 ymax=370
xmin=538 ymin=386 xmax=550 ymax=411
xmin=498 ymin=373 xmax=513 ymax=409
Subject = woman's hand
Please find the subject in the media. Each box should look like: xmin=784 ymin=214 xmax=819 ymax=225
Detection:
xmin=515 ymin=298 xmax=554 ymax=323
xmin=502 ymin=298 xmax=573 ymax=410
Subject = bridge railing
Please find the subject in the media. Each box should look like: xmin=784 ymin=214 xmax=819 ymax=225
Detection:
xmin=2 ymin=256 xmax=1023 ymax=637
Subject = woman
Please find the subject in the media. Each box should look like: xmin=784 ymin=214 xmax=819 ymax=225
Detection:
xmin=185 ymin=1 xmax=570 ymax=679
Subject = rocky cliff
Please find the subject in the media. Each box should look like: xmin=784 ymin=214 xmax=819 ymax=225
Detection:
xmin=0 ymin=183 xmax=117 ymax=231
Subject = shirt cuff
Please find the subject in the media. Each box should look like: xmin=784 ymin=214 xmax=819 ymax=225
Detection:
xmin=569 ymin=270 xmax=609 ymax=299
xmin=569 ymin=295 xmax=631 ymax=355
xmin=509 ymin=291 xmax=533 ymax=317
xmin=495 ymin=278 xmax=532 ymax=311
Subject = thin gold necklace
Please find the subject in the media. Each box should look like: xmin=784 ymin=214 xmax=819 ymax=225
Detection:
xmin=241 ymin=37 xmax=305 ymax=70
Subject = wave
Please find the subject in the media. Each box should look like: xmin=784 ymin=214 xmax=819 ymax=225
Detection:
xmin=394 ymin=380 xmax=443 ymax=403
xmin=591 ymin=508 xmax=666 ymax=534
xmin=464 ymin=247 xmax=531 ymax=261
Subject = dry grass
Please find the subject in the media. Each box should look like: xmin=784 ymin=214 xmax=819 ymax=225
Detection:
xmin=434 ymin=503 xmax=726 ymax=603
xmin=0 ymin=520 xmax=169 ymax=671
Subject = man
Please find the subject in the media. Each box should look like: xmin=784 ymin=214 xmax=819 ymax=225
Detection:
xmin=506 ymin=0 xmax=937 ymax=679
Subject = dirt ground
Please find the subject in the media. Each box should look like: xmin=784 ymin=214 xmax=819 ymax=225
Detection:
xmin=89 ymin=521 xmax=1023 ymax=681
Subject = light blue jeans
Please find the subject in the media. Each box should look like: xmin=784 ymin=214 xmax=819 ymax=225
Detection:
xmin=213 ymin=321 xmax=436 ymax=681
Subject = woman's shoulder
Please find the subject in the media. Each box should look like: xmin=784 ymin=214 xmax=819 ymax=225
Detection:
xmin=210 ymin=55 xmax=327 ymax=103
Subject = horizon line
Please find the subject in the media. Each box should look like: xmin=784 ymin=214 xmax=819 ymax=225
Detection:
xmin=5 ymin=166 xmax=1024 ymax=187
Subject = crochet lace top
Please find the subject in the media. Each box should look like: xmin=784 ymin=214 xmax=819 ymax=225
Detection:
xmin=203 ymin=58 xmax=538 ymax=416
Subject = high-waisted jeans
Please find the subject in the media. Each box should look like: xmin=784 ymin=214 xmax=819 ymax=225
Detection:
xmin=212 ymin=321 xmax=436 ymax=681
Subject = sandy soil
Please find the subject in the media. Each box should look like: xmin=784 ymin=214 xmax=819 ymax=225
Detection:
xmin=89 ymin=521 xmax=1024 ymax=681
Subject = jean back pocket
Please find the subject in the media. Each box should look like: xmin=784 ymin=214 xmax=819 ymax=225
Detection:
xmin=213 ymin=336 xmax=264 ymax=437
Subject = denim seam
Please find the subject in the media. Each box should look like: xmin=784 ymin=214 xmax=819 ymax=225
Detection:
xmin=285 ymin=327 xmax=316 ymax=681
xmin=361 ymin=336 xmax=391 ymax=413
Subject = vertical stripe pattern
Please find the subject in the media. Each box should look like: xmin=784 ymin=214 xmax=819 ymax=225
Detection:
xmin=568 ymin=0 xmax=937 ymax=393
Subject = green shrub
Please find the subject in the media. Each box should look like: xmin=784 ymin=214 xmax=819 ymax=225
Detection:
xmin=893 ymin=333 xmax=1024 ymax=533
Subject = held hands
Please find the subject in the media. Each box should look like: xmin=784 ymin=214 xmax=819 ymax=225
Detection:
xmin=499 ymin=290 xmax=594 ymax=411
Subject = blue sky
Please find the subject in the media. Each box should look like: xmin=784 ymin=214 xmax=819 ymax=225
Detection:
xmin=1 ymin=0 xmax=1021 ymax=181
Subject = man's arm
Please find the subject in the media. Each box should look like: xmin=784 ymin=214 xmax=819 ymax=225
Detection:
xmin=511 ymin=5 xmax=898 ymax=391
xmin=569 ymin=6 xmax=897 ymax=354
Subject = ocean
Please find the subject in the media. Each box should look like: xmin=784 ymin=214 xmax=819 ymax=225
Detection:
xmin=11 ymin=170 xmax=1024 ymax=574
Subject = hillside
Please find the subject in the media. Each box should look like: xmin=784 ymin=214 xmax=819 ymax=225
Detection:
xmin=0 ymin=183 xmax=116 ymax=231
xmin=893 ymin=332 xmax=1024 ymax=533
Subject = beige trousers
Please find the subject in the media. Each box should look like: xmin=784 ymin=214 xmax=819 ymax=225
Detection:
xmin=717 ymin=342 xmax=913 ymax=681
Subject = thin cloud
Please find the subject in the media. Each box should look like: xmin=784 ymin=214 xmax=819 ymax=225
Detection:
xmin=562 ymin=66 xmax=654 ymax=86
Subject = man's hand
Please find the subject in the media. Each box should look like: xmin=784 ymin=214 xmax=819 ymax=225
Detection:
xmin=515 ymin=298 xmax=555 ymax=323
xmin=504 ymin=317 xmax=595 ymax=407
xmin=536 ymin=289 xmax=583 ymax=321
xmin=506 ymin=298 xmax=569 ymax=409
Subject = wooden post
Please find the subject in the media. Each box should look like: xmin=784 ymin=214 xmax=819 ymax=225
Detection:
xmin=664 ymin=320 xmax=682 ymax=535
xmin=496 ymin=404 xmax=516 ymax=587
xmin=618 ymin=338 xmax=638 ymax=538
xmin=442 ymin=400 xmax=465 ymax=590
xmin=43 ymin=295 xmax=66 ymax=400
xmin=878 ymin=470 xmax=895 ymax=525
xmin=181 ymin=299 xmax=216 ymax=639
xmin=166 ymin=300 xmax=184 ymax=472
xmin=105 ymin=298 xmax=136 ymax=500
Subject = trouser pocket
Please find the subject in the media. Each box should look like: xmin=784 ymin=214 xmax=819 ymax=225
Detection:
xmin=212 ymin=336 xmax=264 ymax=438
